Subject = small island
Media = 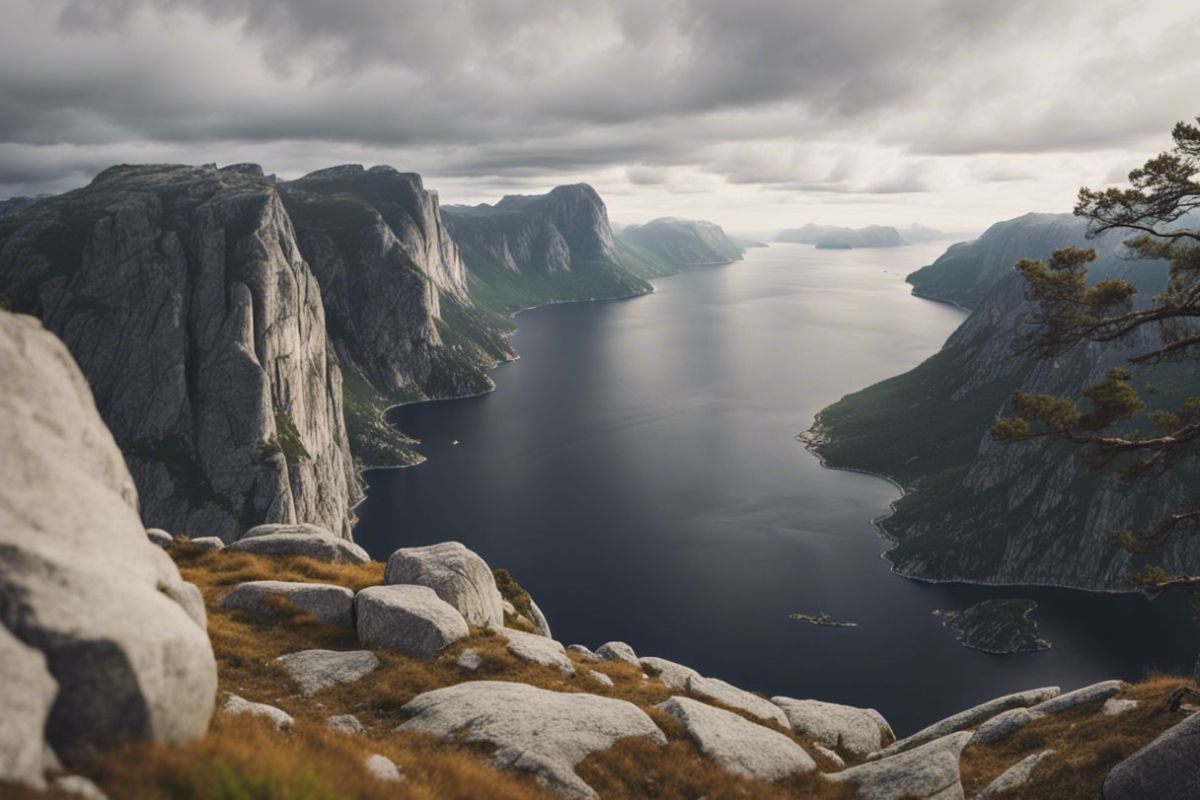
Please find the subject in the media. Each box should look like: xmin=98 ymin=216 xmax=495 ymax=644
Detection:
xmin=790 ymin=611 xmax=858 ymax=628
xmin=935 ymin=599 xmax=1052 ymax=654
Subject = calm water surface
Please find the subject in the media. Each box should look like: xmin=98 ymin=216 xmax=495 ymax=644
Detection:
xmin=355 ymin=242 xmax=1197 ymax=735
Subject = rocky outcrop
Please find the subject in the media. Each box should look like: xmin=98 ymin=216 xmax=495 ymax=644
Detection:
xmin=355 ymin=585 xmax=469 ymax=657
xmin=977 ymin=749 xmax=1054 ymax=798
xmin=499 ymin=628 xmax=576 ymax=675
xmin=640 ymin=656 xmax=700 ymax=689
xmin=617 ymin=217 xmax=745 ymax=266
xmin=384 ymin=541 xmax=505 ymax=627
xmin=776 ymin=223 xmax=903 ymax=249
xmin=771 ymin=697 xmax=893 ymax=758
xmin=218 ymin=580 xmax=355 ymax=627
xmin=1101 ymin=709 xmax=1200 ymax=799
xmin=595 ymin=641 xmax=639 ymax=665
xmin=0 ymin=310 xmax=217 ymax=768
xmin=831 ymin=731 xmax=971 ymax=800
xmin=0 ymin=165 xmax=359 ymax=540
xmin=657 ymin=696 xmax=816 ymax=781
xmin=686 ymin=675 xmax=789 ymax=727
xmin=935 ymin=599 xmax=1051 ymax=654
xmin=398 ymin=681 xmax=667 ymax=800
xmin=275 ymin=649 xmax=380 ymax=696
xmin=810 ymin=211 xmax=1197 ymax=589
xmin=226 ymin=529 xmax=370 ymax=564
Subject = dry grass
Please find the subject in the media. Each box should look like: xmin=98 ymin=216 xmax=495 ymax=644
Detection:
xmin=958 ymin=673 xmax=1192 ymax=799
xmin=13 ymin=548 xmax=1192 ymax=800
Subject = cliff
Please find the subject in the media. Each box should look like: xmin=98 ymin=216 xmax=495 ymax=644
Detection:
xmin=617 ymin=217 xmax=745 ymax=266
xmin=280 ymin=165 xmax=514 ymax=467
xmin=0 ymin=164 xmax=359 ymax=540
xmin=444 ymin=184 xmax=663 ymax=313
xmin=776 ymin=224 xmax=903 ymax=249
xmin=809 ymin=212 xmax=1199 ymax=590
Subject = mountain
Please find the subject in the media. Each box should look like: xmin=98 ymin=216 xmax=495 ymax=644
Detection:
xmin=0 ymin=164 xmax=360 ymax=540
xmin=0 ymin=195 xmax=47 ymax=218
xmin=807 ymin=212 xmax=1199 ymax=590
xmin=279 ymin=165 xmax=514 ymax=467
xmin=895 ymin=223 xmax=948 ymax=244
xmin=617 ymin=217 xmax=745 ymax=265
xmin=443 ymin=184 xmax=667 ymax=313
xmin=776 ymin=223 xmax=903 ymax=249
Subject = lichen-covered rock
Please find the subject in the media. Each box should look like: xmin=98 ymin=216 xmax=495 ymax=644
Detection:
xmin=188 ymin=536 xmax=225 ymax=551
xmin=874 ymin=686 xmax=1059 ymax=759
xmin=1101 ymin=709 xmax=1200 ymax=799
xmin=499 ymin=628 xmax=575 ymax=675
xmin=567 ymin=644 xmax=599 ymax=660
xmin=384 ymin=541 xmax=504 ymax=627
xmin=1103 ymin=698 xmax=1138 ymax=716
xmin=969 ymin=708 xmax=1033 ymax=746
xmin=238 ymin=522 xmax=337 ymax=541
xmin=686 ymin=674 xmax=788 ymax=728
xmin=595 ymin=641 xmax=639 ymax=665
xmin=640 ymin=656 xmax=700 ymax=690
xmin=275 ymin=650 xmax=380 ymax=696
xmin=364 ymin=753 xmax=405 ymax=783
xmin=326 ymin=714 xmax=365 ymax=735
xmin=0 ymin=311 xmax=217 ymax=766
xmin=977 ymin=750 xmax=1054 ymax=798
xmin=772 ymin=696 xmax=893 ymax=758
xmin=227 ymin=532 xmax=370 ymax=564
xmin=657 ymin=696 xmax=815 ymax=781
xmin=355 ymin=585 xmax=469 ymax=657
xmin=399 ymin=681 xmax=666 ymax=799
xmin=528 ymin=599 xmax=553 ymax=638
xmin=457 ymin=649 xmax=484 ymax=671
xmin=831 ymin=731 xmax=971 ymax=800
xmin=221 ymin=694 xmax=293 ymax=730
xmin=585 ymin=670 xmax=614 ymax=688
xmin=219 ymin=580 xmax=354 ymax=627
xmin=1030 ymin=680 xmax=1122 ymax=716
xmin=0 ymin=165 xmax=360 ymax=540
xmin=0 ymin=626 xmax=57 ymax=786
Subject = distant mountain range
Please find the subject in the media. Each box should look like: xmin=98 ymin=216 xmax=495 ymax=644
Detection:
xmin=776 ymin=222 xmax=952 ymax=249
xmin=617 ymin=217 xmax=745 ymax=266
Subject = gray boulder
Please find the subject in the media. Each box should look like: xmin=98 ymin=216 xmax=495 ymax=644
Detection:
xmin=219 ymin=580 xmax=354 ymax=627
xmin=528 ymin=600 xmax=553 ymax=638
xmin=640 ymin=656 xmax=699 ymax=690
xmin=399 ymin=681 xmax=667 ymax=799
xmin=52 ymin=775 xmax=110 ymax=800
xmin=686 ymin=674 xmax=789 ymax=727
xmin=0 ymin=626 xmax=58 ymax=786
xmin=188 ymin=536 xmax=225 ymax=551
xmin=1030 ymin=680 xmax=1122 ymax=716
xmin=873 ymin=686 xmax=1059 ymax=759
xmin=0 ymin=311 xmax=217 ymax=766
xmin=146 ymin=528 xmax=174 ymax=548
xmin=831 ymin=731 xmax=971 ymax=800
xmin=326 ymin=714 xmax=365 ymax=735
xmin=355 ymin=585 xmax=469 ymax=657
xmin=384 ymin=541 xmax=504 ymax=627
xmin=275 ymin=650 xmax=380 ymax=696
xmin=595 ymin=641 xmax=639 ymax=665
xmin=1101 ymin=708 xmax=1200 ymax=799
xmin=567 ymin=644 xmax=599 ymax=660
xmin=1103 ymin=698 xmax=1138 ymax=716
xmin=364 ymin=753 xmax=404 ymax=783
xmin=772 ymin=696 xmax=893 ymax=758
xmin=977 ymin=749 xmax=1054 ymax=798
xmin=227 ymin=532 xmax=370 ymax=564
xmin=657 ymin=696 xmax=815 ymax=781
xmin=221 ymin=694 xmax=293 ymax=730
xmin=457 ymin=648 xmax=484 ymax=671
xmin=586 ymin=670 xmax=614 ymax=688
xmin=499 ymin=628 xmax=575 ymax=675
xmin=239 ymin=522 xmax=337 ymax=541
xmin=969 ymin=708 xmax=1033 ymax=746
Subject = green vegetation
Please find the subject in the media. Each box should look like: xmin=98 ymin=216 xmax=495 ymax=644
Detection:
xmin=493 ymin=568 xmax=536 ymax=621
xmin=340 ymin=367 xmax=424 ymax=470
xmin=272 ymin=405 xmax=310 ymax=463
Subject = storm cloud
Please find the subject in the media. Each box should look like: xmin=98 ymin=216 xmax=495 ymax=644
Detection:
xmin=2 ymin=0 xmax=1198 ymax=229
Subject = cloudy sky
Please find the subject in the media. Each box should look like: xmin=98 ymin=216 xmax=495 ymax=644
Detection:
xmin=2 ymin=0 xmax=1197 ymax=233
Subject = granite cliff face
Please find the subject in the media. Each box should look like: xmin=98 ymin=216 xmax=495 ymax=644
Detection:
xmin=617 ymin=217 xmax=745 ymax=266
xmin=811 ymin=213 xmax=1198 ymax=590
xmin=0 ymin=164 xmax=358 ymax=540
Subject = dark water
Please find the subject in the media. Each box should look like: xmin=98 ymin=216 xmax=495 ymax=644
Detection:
xmin=355 ymin=242 xmax=1198 ymax=735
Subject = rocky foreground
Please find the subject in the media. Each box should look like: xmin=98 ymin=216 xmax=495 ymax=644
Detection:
xmin=3 ymin=311 xmax=1200 ymax=800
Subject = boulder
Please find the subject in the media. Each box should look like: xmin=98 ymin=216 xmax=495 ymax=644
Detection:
xmin=188 ymin=536 xmax=225 ymax=551
xmin=1103 ymin=698 xmax=1138 ymax=717
xmin=326 ymin=714 xmax=365 ymax=735
xmin=595 ymin=641 xmax=639 ymax=665
xmin=1101 ymin=708 xmax=1200 ymax=800
xmin=146 ymin=528 xmax=174 ymax=548
xmin=52 ymin=775 xmax=109 ymax=800
xmin=1030 ymin=680 xmax=1121 ymax=716
xmin=567 ymin=644 xmax=599 ymax=660
xmin=831 ymin=731 xmax=971 ymax=800
xmin=364 ymin=753 xmax=404 ymax=783
xmin=813 ymin=742 xmax=845 ymax=769
xmin=399 ymin=681 xmax=667 ymax=799
xmin=872 ymin=686 xmax=1059 ymax=759
xmin=457 ymin=649 xmax=484 ymax=671
xmin=221 ymin=694 xmax=293 ymax=730
xmin=586 ymin=670 xmax=614 ymax=688
xmin=355 ymin=585 xmax=469 ymax=657
xmin=239 ymin=522 xmax=337 ymax=541
xmin=528 ymin=599 xmax=553 ymax=638
xmin=227 ymin=532 xmax=370 ymax=564
xmin=640 ymin=656 xmax=700 ymax=690
xmin=500 ymin=628 xmax=575 ymax=675
xmin=772 ymin=696 xmax=893 ymax=758
xmin=384 ymin=541 xmax=503 ymax=627
xmin=977 ymin=749 xmax=1054 ymax=798
xmin=0 ymin=311 xmax=217 ymax=765
xmin=219 ymin=580 xmax=354 ymax=628
xmin=686 ymin=675 xmax=788 ymax=727
xmin=275 ymin=650 xmax=380 ymax=696
xmin=969 ymin=708 xmax=1033 ymax=746
xmin=0 ymin=626 xmax=58 ymax=786
xmin=657 ymin=696 xmax=816 ymax=782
